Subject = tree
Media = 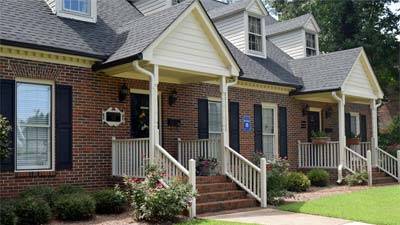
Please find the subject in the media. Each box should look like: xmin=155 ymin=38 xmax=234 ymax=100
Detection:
xmin=268 ymin=0 xmax=400 ymax=98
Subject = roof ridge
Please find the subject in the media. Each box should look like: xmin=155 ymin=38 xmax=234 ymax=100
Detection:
xmin=289 ymin=47 xmax=363 ymax=62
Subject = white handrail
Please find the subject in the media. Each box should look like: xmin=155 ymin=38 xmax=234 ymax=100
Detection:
xmin=376 ymin=147 xmax=399 ymax=181
xmin=226 ymin=146 xmax=261 ymax=172
xmin=344 ymin=146 xmax=372 ymax=186
xmin=155 ymin=144 xmax=189 ymax=176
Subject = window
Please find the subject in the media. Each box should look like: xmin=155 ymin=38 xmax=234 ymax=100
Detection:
xmin=63 ymin=0 xmax=90 ymax=14
xmin=16 ymin=82 xmax=53 ymax=170
xmin=262 ymin=103 xmax=277 ymax=160
xmin=350 ymin=112 xmax=360 ymax=135
xmin=306 ymin=32 xmax=317 ymax=57
xmin=248 ymin=16 xmax=263 ymax=52
xmin=208 ymin=101 xmax=221 ymax=139
xmin=172 ymin=0 xmax=185 ymax=5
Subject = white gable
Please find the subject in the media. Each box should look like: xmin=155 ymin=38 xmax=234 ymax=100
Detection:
xmin=304 ymin=16 xmax=320 ymax=33
xmin=246 ymin=0 xmax=267 ymax=15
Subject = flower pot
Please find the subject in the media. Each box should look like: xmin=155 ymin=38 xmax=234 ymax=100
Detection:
xmin=347 ymin=138 xmax=361 ymax=145
xmin=311 ymin=137 xmax=331 ymax=144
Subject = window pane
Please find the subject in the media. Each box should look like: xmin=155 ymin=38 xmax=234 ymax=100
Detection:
xmin=306 ymin=48 xmax=316 ymax=57
xmin=262 ymin=135 xmax=274 ymax=160
xmin=350 ymin=116 xmax=357 ymax=134
xmin=16 ymin=83 xmax=51 ymax=170
xmin=249 ymin=34 xmax=262 ymax=52
xmin=63 ymin=0 xmax=89 ymax=14
xmin=306 ymin=33 xmax=315 ymax=48
xmin=262 ymin=108 xmax=274 ymax=134
xmin=249 ymin=16 xmax=261 ymax=34
xmin=208 ymin=102 xmax=221 ymax=134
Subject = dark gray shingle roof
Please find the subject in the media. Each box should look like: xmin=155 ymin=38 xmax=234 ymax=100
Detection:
xmin=207 ymin=0 xmax=252 ymax=19
xmin=200 ymin=0 xmax=227 ymax=11
xmin=266 ymin=13 xmax=312 ymax=36
xmin=289 ymin=47 xmax=363 ymax=93
xmin=0 ymin=0 xmax=143 ymax=59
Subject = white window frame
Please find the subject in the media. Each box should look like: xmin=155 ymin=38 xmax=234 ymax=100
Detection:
xmin=15 ymin=78 xmax=55 ymax=172
xmin=350 ymin=112 xmax=360 ymax=135
xmin=56 ymin=0 xmax=97 ymax=23
xmin=207 ymin=98 xmax=222 ymax=139
xmin=245 ymin=12 xmax=266 ymax=58
xmin=305 ymin=32 xmax=317 ymax=57
xmin=261 ymin=102 xmax=278 ymax=160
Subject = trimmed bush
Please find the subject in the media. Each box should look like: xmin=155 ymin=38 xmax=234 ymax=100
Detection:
xmin=307 ymin=169 xmax=330 ymax=187
xmin=56 ymin=184 xmax=85 ymax=195
xmin=19 ymin=185 xmax=56 ymax=207
xmin=15 ymin=197 xmax=51 ymax=225
xmin=344 ymin=172 xmax=368 ymax=186
xmin=92 ymin=188 xmax=127 ymax=214
xmin=287 ymin=172 xmax=310 ymax=192
xmin=0 ymin=200 xmax=17 ymax=225
xmin=54 ymin=193 xmax=95 ymax=221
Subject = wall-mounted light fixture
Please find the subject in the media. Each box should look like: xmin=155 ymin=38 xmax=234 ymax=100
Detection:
xmin=325 ymin=107 xmax=333 ymax=118
xmin=169 ymin=89 xmax=178 ymax=106
xmin=302 ymin=104 xmax=309 ymax=116
xmin=119 ymin=84 xmax=129 ymax=102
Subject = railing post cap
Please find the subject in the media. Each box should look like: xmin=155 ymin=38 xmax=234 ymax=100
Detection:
xmin=112 ymin=136 xmax=116 ymax=140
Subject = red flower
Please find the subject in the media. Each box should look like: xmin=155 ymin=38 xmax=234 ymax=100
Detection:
xmin=156 ymin=183 xmax=163 ymax=188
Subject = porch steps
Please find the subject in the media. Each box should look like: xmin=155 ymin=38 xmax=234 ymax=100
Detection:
xmin=372 ymin=168 xmax=398 ymax=185
xmin=196 ymin=176 xmax=259 ymax=215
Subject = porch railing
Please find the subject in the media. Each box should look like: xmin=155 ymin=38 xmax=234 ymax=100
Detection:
xmin=348 ymin=142 xmax=371 ymax=158
xmin=344 ymin=146 xmax=372 ymax=186
xmin=225 ymin=146 xmax=267 ymax=207
xmin=376 ymin=147 xmax=400 ymax=182
xmin=298 ymin=141 xmax=340 ymax=168
xmin=177 ymin=138 xmax=220 ymax=169
xmin=112 ymin=137 xmax=149 ymax=177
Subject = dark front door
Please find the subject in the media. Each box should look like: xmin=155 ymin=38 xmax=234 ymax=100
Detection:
xmin=307 ymin=111 xmax=320 ymax=141
xmin=131 ymin=93 xmax=149 ymax=138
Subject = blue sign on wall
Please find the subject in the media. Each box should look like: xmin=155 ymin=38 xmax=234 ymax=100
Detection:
xmin=243 ymin=116 xmax=251 ymax=132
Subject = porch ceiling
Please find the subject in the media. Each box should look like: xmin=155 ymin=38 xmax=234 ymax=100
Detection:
xmin=294 ymin=91 xmax=372 ymax=105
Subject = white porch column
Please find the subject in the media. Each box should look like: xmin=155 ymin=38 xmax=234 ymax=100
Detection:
xmin=149 ymin=64 xmax=159 ymax=163
xmin=338 ymin=94 xmax=346 ymax=167
xmin=220 ymin=76 xmax=229 ymax=174
xmin=370 ymin=99 xmax=379 ymax=166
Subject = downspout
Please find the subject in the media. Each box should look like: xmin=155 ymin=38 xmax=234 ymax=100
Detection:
xmin=332 ymin=91 xmax=345 ymax=184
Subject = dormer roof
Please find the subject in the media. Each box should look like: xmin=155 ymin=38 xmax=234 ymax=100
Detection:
xmin=266 ymin=13 xmax=320 ymax=36
xmin=206 ymin=0 xmax=267 ymax=20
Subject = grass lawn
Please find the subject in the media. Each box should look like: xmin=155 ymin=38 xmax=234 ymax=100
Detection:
xmin=279 ymin=185 xmax=400 ymax=225
xmin=176 ymin=219 xmax=259 ymax=225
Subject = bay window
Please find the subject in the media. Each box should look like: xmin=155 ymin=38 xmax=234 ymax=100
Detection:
xmin=208 ymin=101 xmax=222 ymax=139
xmin=16 ymin=82 xmax=53 ymax=170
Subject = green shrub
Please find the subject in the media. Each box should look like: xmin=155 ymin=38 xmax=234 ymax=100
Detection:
xmin=0 ymin=200 xmax=17 ymax=225
xmin=307 ymin=169 xmax=330 ymax=187
xmin=54 ymin=193 xmax=95 ymax=221
xmin=92 ymin=187 xmax=127 ymax=214
xmin=379 ymin=116 xmax=400 ymax=149
xmin=56 ymin=184 xmax=85 ymax=195
xmin=266 ymin=158 xmax=292 ymax=205
xmin=287 ymin=172 xmax=310 ymax=192
xmin=15 ymin=197 xmax=51 ymax=225
xmin=20 ymin=185 xmax=56 ymax=207
xmin=124 ymin=164 xmax=197 ymax=221
xmin=344 ymin=172 xmax=368 ymax=186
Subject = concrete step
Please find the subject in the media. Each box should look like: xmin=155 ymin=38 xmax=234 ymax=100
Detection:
xmin=197 ymin=198 xmax=258 ymax=214
xmin=197 ymin=190 xmax=248 ymax=203
xmin=196 ymin=182 xmax=238 ymax=193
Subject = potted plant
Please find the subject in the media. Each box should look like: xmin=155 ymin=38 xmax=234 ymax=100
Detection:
xmin=196 ymin=157 xmax=218 ymax=176
xmin=311 ymin=131 xmax=331 ymax=144
xmin=347 ymin=132 xmax=361 ymax=145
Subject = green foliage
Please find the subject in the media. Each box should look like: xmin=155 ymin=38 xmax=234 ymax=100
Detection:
xmin=19 ymin=185 xmax=56 ymax=207
xmin=124 ymin=164 xmax=197 ymax=221
xmin=0 ymin=200 xmax=17 ymax=225
xmin=0 ymin=115 xmax=12 ymax=160
xmin=15 ymin=197 xmax=52 ymax=225
xmin=311 ymin=130 xmax=328 ymax=138
xmin=379 ymin=115 xmax=400 ymax=150
xmin=266 ymin=158 xmax=293 ymax=205
xmin=344 ymin=172 xmax=368 ymax=186
xmin=92 ymin=187 xmax=127 ymax=214
xmin=307 ymin=169 xmax=329 ymax=187
xmin=56 ymin=184 xmax=85 ymax=195
xmin=54 ymin=193 xmax=95 ymax=221
xmin=287 ymin=172 xmax=310 ymax=192
xmin=347 ymin=132 xmax=361 ymax=139
xmin=196 ymin=157 xmax=219 ymax=176
xmin=269 ymin=0 xmax=400 ymax=98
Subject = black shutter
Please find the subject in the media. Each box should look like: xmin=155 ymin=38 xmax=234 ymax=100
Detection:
xmin=345 ymin=113 xmax=351 ymax=136
xmin=0 ymin=79 xmax=15 ymax=171
xmin=278 ymin=107 xmax=288 ymax=158
xmin=198 ymin=99 xmax=209 ymax=139
xmin=56 ymin=85 xmax=73 ymax=170
xmin=360 ymin=114 xmax=367 ymax=142
xmin=254 ymin=104 xmax=262 ymax=152
xmin=229 ymin=102 xmax=240 ymax=152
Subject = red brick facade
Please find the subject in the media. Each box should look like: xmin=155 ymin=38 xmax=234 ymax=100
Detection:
xmin=0 ymin=57 xmax=373 ymax=197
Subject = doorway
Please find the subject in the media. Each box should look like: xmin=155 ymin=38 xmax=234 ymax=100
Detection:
xmin=307 ymin=111 xmax=321 ymax=141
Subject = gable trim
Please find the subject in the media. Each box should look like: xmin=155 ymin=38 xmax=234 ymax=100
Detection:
xmin=246 ymin=0 xmax=268 ymax=16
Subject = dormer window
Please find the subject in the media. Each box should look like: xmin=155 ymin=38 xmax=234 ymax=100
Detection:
xmin=248 ymin=16 xmax=262 ymax=52
xmin=56 ymin=0 xmax=97 ymax=23
xmin=306 ymin=32 xmax=317 ymax=56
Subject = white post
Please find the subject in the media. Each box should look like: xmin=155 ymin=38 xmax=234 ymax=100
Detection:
xmin=338 ymin=94 xmax=346 ymax=168
xmin=188 ymin=159 xmax=196 ymax=218
xmin=177 ymin=138 xmax=182 ymax=164
xmin=370 ymin=99 xmax=378 ymax=167
xmin=397 ymin=150 xmax=400 ymax=183
xmin=260 ymin=158 xmax=267 ymax=208
xmin=367 ymin=150 xmax=372 ymax=186
xmin=149 ymin=64 xmax=159 ymax=163
xmin=220 ymin=77 xmax=229 ymax=174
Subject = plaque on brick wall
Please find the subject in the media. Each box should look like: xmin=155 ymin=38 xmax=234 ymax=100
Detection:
xmin=102 ymin=107 xmax=125 ymax=127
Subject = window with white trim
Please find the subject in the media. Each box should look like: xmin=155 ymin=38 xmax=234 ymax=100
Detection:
xmin=248 ymin=16 xmax=263 ymax=52
xmin=63 ymin=0 xmax=89 ymax=14
xmin=208 ymin=101 xmax=221 ymax=139
xmin=350 ymin=112 xmax=360 ymax=135
xmin=262 ymin=104 xmax=277 ymax=160
xmin=56 ymin=0 xmax=97 ymax=23
xmin=306 ymin=32 xmax=317 ymax=57
xmin=16 ymin=82 xmax=53 ymax=170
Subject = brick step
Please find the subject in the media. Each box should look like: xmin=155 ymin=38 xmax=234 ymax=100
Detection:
xmin=373 ymin=176 xmax=397 ymax=184
xmin=197 ymin=190 xmax=247 ymax=203
xmin=196 ymin=176 xmax=229 ymax=184
xmin=196 ymin=182 xmax=238 ymax=193
xmin=197 ymin=198 xmax=258 ymax=214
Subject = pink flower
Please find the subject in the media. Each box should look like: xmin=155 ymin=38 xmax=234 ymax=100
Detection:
xmin=156 ymin=183 xmax=163 ymax=188
xmin=161 ymin=173 xmax=168 ymax=177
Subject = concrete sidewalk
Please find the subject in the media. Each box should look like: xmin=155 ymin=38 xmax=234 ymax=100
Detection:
xmin=203 ymin=208 xmax=372 ymax=225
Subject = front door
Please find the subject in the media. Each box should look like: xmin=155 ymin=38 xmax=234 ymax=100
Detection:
xmin=307 ymin=111 xmax=320 ymax=141
xmin=131 ymin=93 xmax=150 ymax=138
